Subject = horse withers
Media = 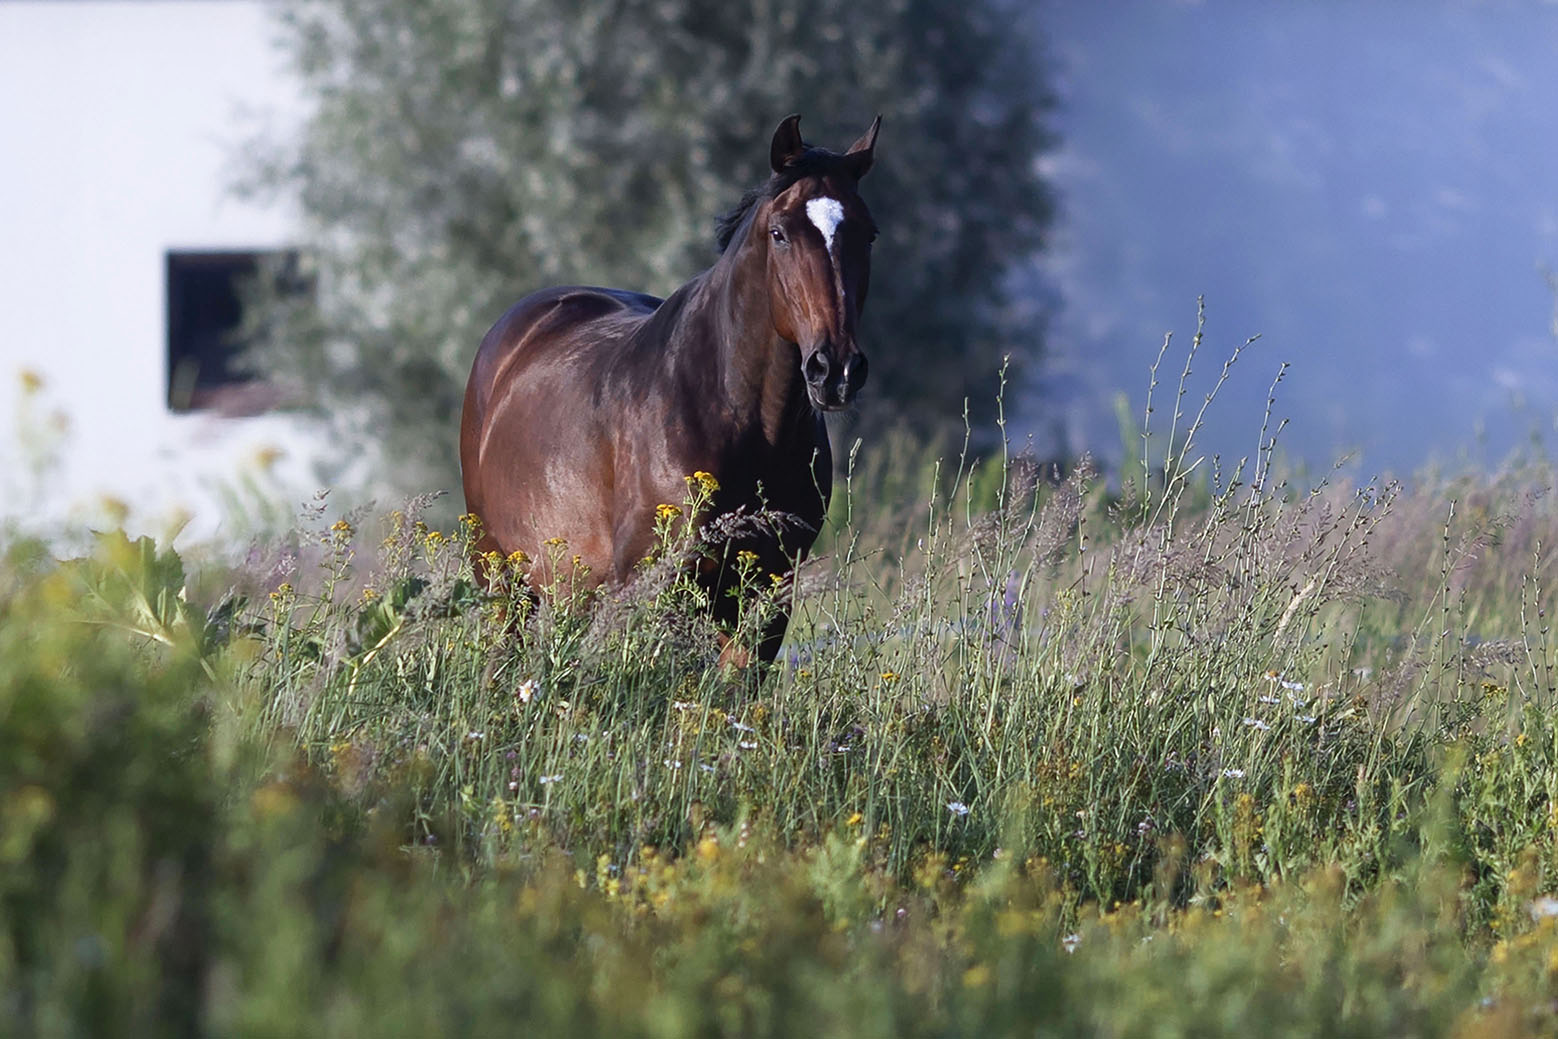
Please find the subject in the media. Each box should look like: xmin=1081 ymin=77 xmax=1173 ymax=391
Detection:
xmin=459 ymin=114 xmax=881 ymax=663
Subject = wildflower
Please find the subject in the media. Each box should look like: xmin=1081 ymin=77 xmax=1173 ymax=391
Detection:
xmin=1062 ymin=933 xmax=1082 ymax=954
xmin=846 ymin=812 xmax=864 ymax=827
xmin=1222 ymin=768 xmax=1246 ymax=779
xmin=880 ymin=670 xmax=899 ymax=684
xmin=1259 ymin=695 xmax=1281 ymax=705
xmin=736 ymin=549 xmax=760 ymax=567
xmin=1298 ymin=715 xmax=1318 ymax=725
xmin=962 ymin=964 xmax=991 ymax=988
xmin=947 ymin=801 xmax=971 ymax=817
xmin=687 ymin=470 xmax=720 ymax=493
xmin=729 ymin=720 xmax=755 ymax=733
xmin=672 ymin=700 xmax=695 ymax=712
xmin=360 ymin=586 xmax=380 ymax=603
xmin=507 ymin=549 xmax=529 ymax=568
xmin=1242 ymin=717 xmax=1271 ymax=732
xmin=538 ymin=774 xmax=563 ymax=784
xmin=458 ymin=512 xmax=481 ymax=532
xmin=467 ymin=731 xmax=485 ymax=741
xmin=1264 ymin=671 xmax=1306 ymax=693
xmin=699 ymin=764 xmax=716 ymax=773
xmin=664 ymin=759 xmax=682 ymax=770
xmin=655 ymin=503 xmax=681 ymax=520
xmin=424 ymin=529 xmax=446 ymax=547
xmin=251 ymin=445 xmax=285 ymax=472
xmin=330 ymin=518 xmax=354 ymax=539
xmin=543 ymin=536 xmax=567 ymax=548
xmin=738 ymin=741 xmax=758 ymax=751
xmin=515 ymin=679 xmax=537 ymax=704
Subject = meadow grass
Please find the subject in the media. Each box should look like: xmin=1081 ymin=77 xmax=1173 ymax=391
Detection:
xmin=9 ymin=367 xmax=1558 ymax=1033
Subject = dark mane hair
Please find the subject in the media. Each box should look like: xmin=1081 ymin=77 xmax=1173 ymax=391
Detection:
xmin=714 ymin=147 xmax=855 ymax=252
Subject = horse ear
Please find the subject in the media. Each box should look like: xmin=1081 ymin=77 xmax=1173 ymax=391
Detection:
xmin=844 ymin=115 xmax=881 ymax=180
xmin=770 ymin=114 xmax=806 ymax=173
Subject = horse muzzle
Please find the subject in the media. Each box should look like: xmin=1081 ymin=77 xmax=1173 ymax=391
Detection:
xmin=802 ymin=346 xmax=868 ymax=411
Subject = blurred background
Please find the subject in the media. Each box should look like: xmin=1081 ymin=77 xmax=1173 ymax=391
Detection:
xmin=1036 ymin=0 xmax=1558 ymax=480
xmin=3 ymin=0 xmax=1557 ymax=542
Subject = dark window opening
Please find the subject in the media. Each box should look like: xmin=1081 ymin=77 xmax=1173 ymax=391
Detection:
xmin=165 ymin=249 xmax=305 ymax=414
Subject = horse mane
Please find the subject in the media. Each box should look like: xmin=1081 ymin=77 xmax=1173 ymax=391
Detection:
xmin=714 ymin=147 xmax=855 ymax=253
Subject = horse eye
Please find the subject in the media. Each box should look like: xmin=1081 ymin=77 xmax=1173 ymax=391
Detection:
xmin=770 ymin=226 xmax=787 ymax=244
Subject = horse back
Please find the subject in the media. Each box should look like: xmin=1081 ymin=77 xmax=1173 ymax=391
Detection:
xmin=464 ymin=287 xmax=660 ymax=422
xmin=460 ymin=287 xmax=661 ymax=558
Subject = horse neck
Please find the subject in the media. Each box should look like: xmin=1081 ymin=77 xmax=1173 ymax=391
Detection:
xmin=696 ymin=226 xmax=810 ymax=444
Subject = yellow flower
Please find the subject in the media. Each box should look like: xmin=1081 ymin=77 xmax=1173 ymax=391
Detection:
xmin=97 ymin=495 xmax=130 ymax=526
xmin=250 ymin=783 xmax=297 ymax=818
xmin=330 ymin=519 xmax=354 ymax=537
xmin=656 ymin=503 xmax=681 ymax=520
xmin=18 ymin=368 xmax=44 ymax=394
xmin=880 ymin=670 xmax=899 ymax=684
xmin=543 ymin=536 xmax=568 ymax=548
xmin=686 ymin=470 xmax=720 ymax=493
xmin=846 ymin=811 xmax=864 ymax=827
xmin=251 ymin=445 xmax=285 ymax=472
xmin=507 ymin=549 xmax=529 ymax=568
xmin=360 ymin=586 xmax=380 ymax=602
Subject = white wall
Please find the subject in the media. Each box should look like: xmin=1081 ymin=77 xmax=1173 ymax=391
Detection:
xmin=0 ymin=1 xmax=322 ymax=543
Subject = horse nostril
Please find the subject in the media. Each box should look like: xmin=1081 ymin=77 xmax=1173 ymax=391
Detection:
xmin=803 ymin=350 xmax=831 ymax=386
xmin=843 ymin=354 xmax=868 ymax=395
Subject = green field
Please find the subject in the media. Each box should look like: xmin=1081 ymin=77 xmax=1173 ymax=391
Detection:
xmin=8 ymin=407 xmax=1558 ymax=1036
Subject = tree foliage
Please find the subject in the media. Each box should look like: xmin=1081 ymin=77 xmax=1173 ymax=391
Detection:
xmin=243 ymin=0 xmax=1057 ymax=498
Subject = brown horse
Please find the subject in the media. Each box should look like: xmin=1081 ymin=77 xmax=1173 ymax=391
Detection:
xmin=460 ymin=114 xmax=881 ymax=662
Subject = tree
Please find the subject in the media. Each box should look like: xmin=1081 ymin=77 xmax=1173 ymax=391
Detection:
xmin=241 ymin=0 xmax=1057 ymax=501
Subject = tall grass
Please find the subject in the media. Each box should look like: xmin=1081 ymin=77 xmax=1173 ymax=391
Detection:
xmin=9 ymin=338 xmax=1558 ymax=1032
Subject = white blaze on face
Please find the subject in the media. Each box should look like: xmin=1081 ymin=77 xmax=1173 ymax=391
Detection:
xmin=805 ymin=196 xmax=846 ymax=254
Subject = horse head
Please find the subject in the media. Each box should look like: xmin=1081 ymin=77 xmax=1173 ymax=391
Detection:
xmin=761 ymin=114 xmax=880 ymax=412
